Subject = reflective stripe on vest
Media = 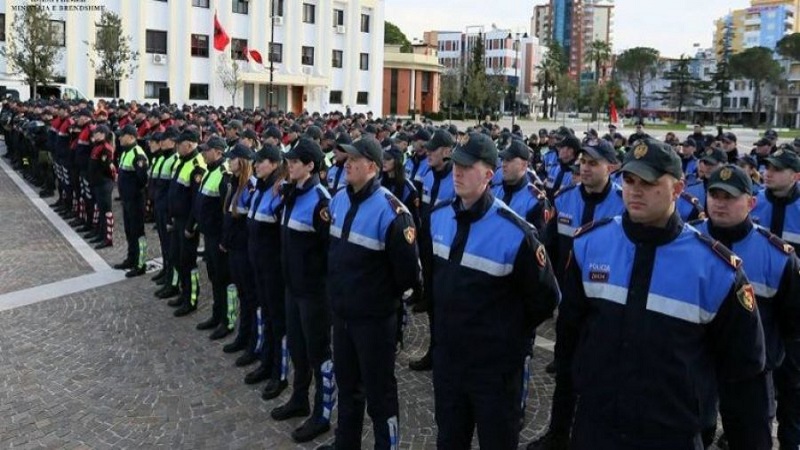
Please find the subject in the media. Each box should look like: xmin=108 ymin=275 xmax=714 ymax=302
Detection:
xmin=199 ymin=166 xmax=224 ymax=197
xmin=119 ymin=145 xmax=146 ymax=172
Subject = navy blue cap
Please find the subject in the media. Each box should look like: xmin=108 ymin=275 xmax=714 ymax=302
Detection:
xmin=581 ymin=140 xmax=618 ymax=164
xmin=338 ymin=137 xmax=383 ymax=167
xmin=384 ymin=146 xmax=403 ymax=161
xmin=255 ymin=144 xmax=283 ymax=162
xmin=305 ymin=125 xmax=323 ymax=140
xmin=620 ymin=138 xmax=683 ymax=183
xmin=335 ymin=133 xmax=353 ymax=146
xmin=499 ymin=140 xmax=532 ymax=161
xmin=92 ymin=124 xmax=111 ymax=135
xmin=766 ymin=147 xmax=800 ymax=172
xmin=116 ymin=124 xmax=138 ymax=137
xmin=204 ymin=136 xmax=227 ymax=151
xmin=425 ymin=129 xmax=455 ymax=151
xmin=161 ymin=127 xmax=180 ymax=141
xmin=412 ymin=129 xmax=431 ymax=142
xmin=175 ymin=129 xmax=199 ymax=143
xmin=228 ymin=143 xmax=255 ymax=160
xmin=708 ymin=165 xmax=753 ymax=196
xmin=451 ymin=133 xmax=498 ymax=167
xmin=262 ymin=126 xmax=282 ymax=140
xmin=242 ymin=129 xmax=258 ymax=140
xmin=700 ymin=147 xmax=727 ymax=165
xmin=285 ymin=138 xmax=324 ymax=169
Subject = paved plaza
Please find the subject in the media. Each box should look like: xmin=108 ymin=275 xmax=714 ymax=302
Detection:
xmin=0 ymin=143 xmax=556 ymax=449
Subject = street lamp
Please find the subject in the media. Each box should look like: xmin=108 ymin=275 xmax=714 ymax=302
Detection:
xmin=508 ymin=32 xmax=528 ymax=128
xmin=268 ymin=0 xmax=276 ymax=111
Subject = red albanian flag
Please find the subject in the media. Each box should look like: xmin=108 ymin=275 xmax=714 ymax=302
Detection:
xmin=248 ymin=49 xmax=263 ymax=65
xmin=213 ymin=12 xmax=230 ymax=51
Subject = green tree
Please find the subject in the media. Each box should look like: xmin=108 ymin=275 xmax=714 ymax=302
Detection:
xmin=535 ymin=41 xmax=566 ymax=119
xmin=729 ymin=46 xmax=783 ymax=127
xmin=465 ymin=33 xmax=489 ymax=121
xmin=217 ymin=53 xmax=243 ymax=106
xmin=86 ymin=11 xmax=139 ymax=99
xmin=440 ymin=67 xmax=464 ymax=122
xmin=653 ymin=56 xmax=705 ymax=123
xmin=777 ymin=32 xmax=800 ymax=61
xmin=584 ymin=40 xmax=612 ymax=121
xmin=0 ymin=6 xmax=62 ymax=99
xmin=615 ymin=47 xmax=660 ymax=121
xmin=486 ymin=66 xmax=508 ymax=116
xmin=710 ymin=21 xmax=734 ymax=123
xmin=384 ymin=21 xmax=412 ymax=53
xmin=555 ymin=73 xmax=579 ymax=115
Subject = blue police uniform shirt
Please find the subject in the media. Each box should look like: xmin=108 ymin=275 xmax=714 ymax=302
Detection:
xmin=553 ymin=182 xmax=624 ymax=238
xmin=682 ymin=157 xmax=698 ymax=185
xmin=542 ymin=148 xmax=559 ymax=174
xmin=248 ymin=178 xmax=283 ymax=225
xmin=545 ymin=162 xmax=574 ymax=195
xmin=676 ymin=192 xmax=704 ymax=222
xmin=493 ymin=179 xmax=548 ymax=231
xmin=405 ymin=154 xmax=430 ymax=185
xmin=327 ymin=163 xmax=348 ymax=194
xmin=562 ymin=213 xmax=768 ymax=445
xmin=693 ymin=219 xmax=796 ymax=369
xmin=421 ymin=162 xmax=455 ymax=213
xmin=686 ymin=179 xmax=707 ymax=210
xmin=751 ymin=182 xmax=800 ymax=251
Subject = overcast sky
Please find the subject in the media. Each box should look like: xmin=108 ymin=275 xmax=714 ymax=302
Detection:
xmin=386 ymin=0 xmax=751 ymax=58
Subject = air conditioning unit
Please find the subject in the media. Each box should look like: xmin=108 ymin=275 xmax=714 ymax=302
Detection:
xmin=152 ymin=54 xmax=167 ymax=65
xmin=336 ymin=25 xmax=346 ymax=34
xmin=302 ymin=66 xmax=312 ymax=75
xmin=273 ymin=16 xmax=284 ymax=26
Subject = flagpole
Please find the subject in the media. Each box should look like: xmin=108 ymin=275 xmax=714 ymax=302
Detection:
xmin=268 ymin=0 xmax=275 ymax=112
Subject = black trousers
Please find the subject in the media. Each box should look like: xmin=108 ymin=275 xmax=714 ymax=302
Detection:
xmin=333 ymin=313 xmax=399 ymax=450
xmin=775 ymin=355 xmax=800 ymax=448
xmin=154 ymin=198 xmax=173 ymax=284
xmin=170 ymin=216 xmax=199 ymax=307
xmin=571 ymin=407 xmax=704 ymax=450
xmin=92 ymin=180 xmax=114 ymax=238
xmin=285 ymin=289 xmax=332 ymax=421
xmin=121 ymin=193 xmax=145 ymax=267
xmin=229 ymin=247 xmax=257 ymax=352
xmin=248 ymin=242 xmax=286 ymax=378
xmin=203 ymin=233 xmax=230 ymax=326
xmin=433 ymin=362 xmax=522 ymax=450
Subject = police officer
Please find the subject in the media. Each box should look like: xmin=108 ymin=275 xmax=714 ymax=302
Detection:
xmin=751 ymin=146 xmax=800 ymax=252
xmin=272 ymin=138 xmax=333 ymax=444
xmin=678 ymin=138 xmax=699 ymax=185
xmin=720 ymin=132 xmax=739 ymax=164
xmin=326 ymin=134 xmax=350 ymax=195
xmin=221 ymin=144 xmax=260 ymax=369
xmin=69 ymin=109 xmax=94 ymax=230
xmin=113 ymin=124 xmax=150 ymax=277
xmin=318 ymin=137 xmax=420 ymax=450
xmin=692 ymin=164 xmax=800 ymax=449
xmin=555 ymin=138 xmax=771 ymax=449
xmin=166 ymin=129 xmax=207 ymax=317
xmin=686 ymin=146 xmax=727 ymax=209
xmin=493 ymin=139 xmax=551 ymax=232
xmin=410 ymin=129 xmax=456 ymax=371
xmin=750 ymin=147 xmax=800 ymax=447
xmin=153 ymin=128 xmax=181 ymax=298
xmin=192 ymin=136 xmax=233 ymax=339
xmin=429 ymin=133 xmax=560 ymax=448
xmin=404 ymin=128 xmax=431 ymax=192
xmin=246 ymin=144 xmax=289 ymax=399
xmin=86 ymin=125 xmax=115 ymax=249
xmin=544 ymin=134 xmax=580 ymax=200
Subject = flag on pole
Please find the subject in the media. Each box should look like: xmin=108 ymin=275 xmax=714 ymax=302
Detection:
xmin=213 ymin=12 xmax=230 ymax=51
xmin=248 ymin=49 xmax=264 ymax=65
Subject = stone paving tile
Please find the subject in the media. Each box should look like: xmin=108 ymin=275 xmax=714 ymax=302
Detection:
xmin=0 ymin=159 xmax=93 ymax=294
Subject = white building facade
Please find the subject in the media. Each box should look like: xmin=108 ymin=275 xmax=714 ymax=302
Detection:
xmin=0 ymin=0 xmax=385 ymax=113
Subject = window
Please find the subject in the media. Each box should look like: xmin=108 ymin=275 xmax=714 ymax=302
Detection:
xmin=272 ymin=0 xmax=284 ymax=17
xmin=191 ymin=0 xmax=209 ymax=7
xmin=359 ymin=53 xmax=369 ymax=70
xmin=302 ymin=46 xmax=315 ymax=66
xmin=144 ymin=81 xmax=167 ymax=99
xmin=0 ymin=14 xmax=5 ymax=42
xmin=189 ymin=83 xmax=209 ymax=100
xmin=94 ymin=79 xmax=116 ymax=98
xmin=231 ymin=38 xmax=248 ymax=60
xmin=146 ymin=30 xmax=167 ymax=54
xmin=356 ymin=91 xmax=368 ymax=105
xmin=332 ymin=50 xmax=343 ymax=68
xmin=303 ymin=3 xmax=316 ymax=24
xmin=190 ymin=34 xmax=209 ymax=57
xmin=269 ymin=43 xmax=283 ymax=63
xmin=740 ymin=97 xmax=749 ymax=108
xmin=232 ymin=0 xmax=248 ymax=14
xmin=333 ymin=9 xmax=344 ymax=26
xmin=50 ymin=20 xmax=65 ymax=46
xmin=330 ymin=90 xmax=343 ymax=104
xmin=361 ymin=13 xmax=370 ymax=32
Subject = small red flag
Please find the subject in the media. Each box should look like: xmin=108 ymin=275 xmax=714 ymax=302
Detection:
xmin=609 ymin=100 xmax=618 ymax=124
xmin=248 ymin=49 xmax=263 ymax=65
xmin=213 ymin=12 xmax=230 ymax=51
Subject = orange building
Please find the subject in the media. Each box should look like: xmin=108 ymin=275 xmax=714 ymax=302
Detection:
xmin=382 ymin=44 xmax=442 ymax=117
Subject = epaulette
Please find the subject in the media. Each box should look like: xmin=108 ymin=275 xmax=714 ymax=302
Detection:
xmin=680 ymin=191 xmax=702 ymax=209
xmin=553 ymin=183 xmax=578 ymax=199
xmin=528 ymin=183 xmax=547 ymax=201
xmin=497 ymin=205 xmax=535 ymax=233
xmin=687 ymin=218 xmax=706 ymax=227
xmin=755 ymin=226 xmax=796 ymax=255
xmin=385 ymin=193 xmax=409 ymax=215
xmin=573 ymin=217 xmax=614 ymax=238
xmin=693 ymin=232 xmax=742 ymax=269
xmin=315 ymin=184 xmax=331 ymax=201
xmin=431 ymin=198 xmax=455 ymax=213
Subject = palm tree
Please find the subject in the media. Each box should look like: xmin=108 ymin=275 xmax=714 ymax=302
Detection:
xmin=585 ymin=40 xmax=612 ymax=121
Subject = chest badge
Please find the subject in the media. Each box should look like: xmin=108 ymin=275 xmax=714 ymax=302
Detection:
xmin=535 ymin=245 xmax=547 ymax=268
xmin=404 ymin=226 xmax=416 ymax=244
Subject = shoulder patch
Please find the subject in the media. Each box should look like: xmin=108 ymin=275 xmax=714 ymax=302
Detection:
xmin=573 ymin=217 xmax=614 ymax=238
xmin=687 ymin=218 xmax=706 ymax=227
xmin=315 ymin=185 xmax=332 ymax=201
xmin=693 ymin=232 xmax=742 ymax=269
xmin=386 ymin=193 xmax=409 ymax=215
xmin=680 ymin=191 xmax=701 ymax=208
xmin=755 ymin=226 xmax=796 ymax=255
